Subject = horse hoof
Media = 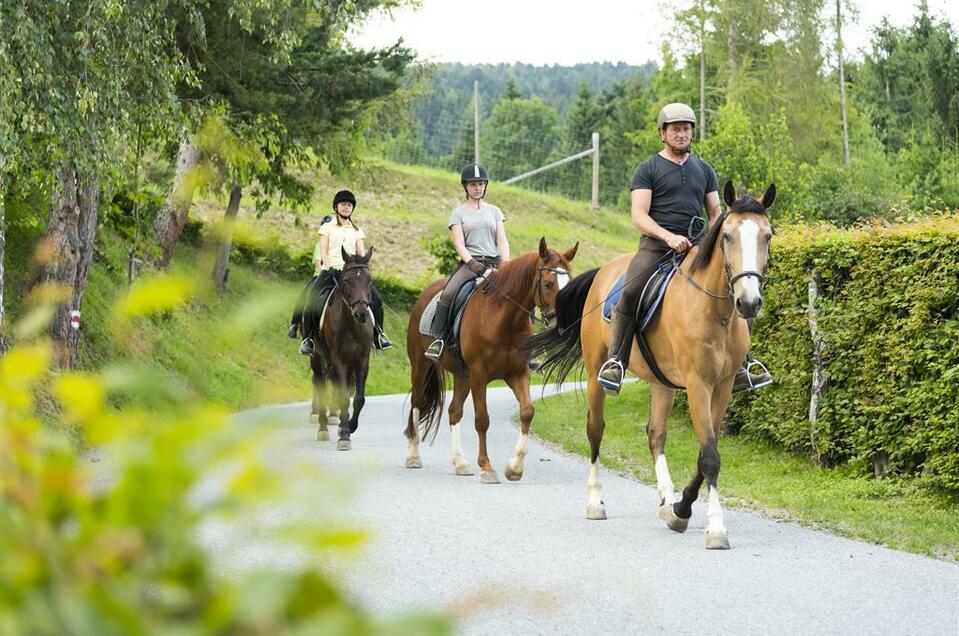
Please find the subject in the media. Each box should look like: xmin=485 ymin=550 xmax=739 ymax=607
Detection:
xmin=316 ymin=429 xmax=330 ymax=441
xmin=454 ymin=463 xmax=474 ymax=476
xmin=309 ymin=413 xmax=320 ymax=424
xmin=336 ymin=440 xmax=351 ymax=451
xmin=586 ymin=503 xmax=607 ymax=520
xmin=480 ymin=471 xmax=500 ymax=484
xmin=504 ymin=467 xmax=523 ymax=482
xmin=658 ymin=504 xmax=689 ymax=533
xmin=405 ymin=457 xmax=422 ymax=469
xmin=705 ymin=529 xmax=730 ymax=550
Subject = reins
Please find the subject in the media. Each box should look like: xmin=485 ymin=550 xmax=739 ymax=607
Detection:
xmin=336 ymin=262 xmax=373 ymax=324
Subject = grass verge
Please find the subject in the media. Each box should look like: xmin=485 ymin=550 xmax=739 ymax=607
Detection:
xmin=532 ymin=381 xmax=959 ymax=562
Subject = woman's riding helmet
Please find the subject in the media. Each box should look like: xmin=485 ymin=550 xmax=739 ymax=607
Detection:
xmin=332 ymin=189 xmax=357 ymax=211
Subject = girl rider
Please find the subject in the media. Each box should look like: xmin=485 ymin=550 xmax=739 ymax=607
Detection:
xmin=289 ymin=189 xmax=392 ymax=355
xmin=424 ymin=163 xmax=509 ymax=361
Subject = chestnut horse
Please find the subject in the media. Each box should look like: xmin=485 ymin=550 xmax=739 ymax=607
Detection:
xmin=526 ymin=182 xmax=774 ymax=549
xmin=404 ymin=238 xmax=577 ymax=483
xmin=310 ymin=247 xmax=375 ymax=451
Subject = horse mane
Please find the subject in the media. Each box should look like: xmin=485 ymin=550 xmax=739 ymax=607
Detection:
xmin=690 ymin=195 xmax=768 ymax=273
xmin=482 ymin=251 xmax=541 ymax=297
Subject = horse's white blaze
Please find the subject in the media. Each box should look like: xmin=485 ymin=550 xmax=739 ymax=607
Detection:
xmin=655 ymin=454 xmax=676 ymax=505
xmin=450 ymin=422 xmax=467 ymax=468
xmin=706 ymin=485 xmax=726 ymax=534
xmin=587 ymin=462 xmax=603 ymax=507
xmin=557 ymin=270 xmax=570 ymax=289
xmin=736 ymin=220 xmax=762 ymax=300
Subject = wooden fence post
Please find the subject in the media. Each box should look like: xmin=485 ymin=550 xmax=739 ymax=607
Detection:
xmin=591 ymin=132 xmax=600 ymax=210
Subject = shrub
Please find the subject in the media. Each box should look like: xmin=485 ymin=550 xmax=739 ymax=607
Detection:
xmin=726 ymin=214 xmax=959 ymax=492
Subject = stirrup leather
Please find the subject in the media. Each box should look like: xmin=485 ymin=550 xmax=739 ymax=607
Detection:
xmin=597 ymin=358 xmax=625 ymax=394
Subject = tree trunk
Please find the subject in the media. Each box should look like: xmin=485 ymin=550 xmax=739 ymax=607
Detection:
xmin=36 ymin=167 xmax=100 ymax=369
xmin=0 ymin=153 xmax=7 ymax=355
xmin=153 ymin=140 xmax=200 ymax=268
xmin=699 ymin=5 xmax=707 ymax=142
xmin=212 ymin=183 xmax=241 ymax=292
xmin=836 ymin=0 xmax=850 ymax=165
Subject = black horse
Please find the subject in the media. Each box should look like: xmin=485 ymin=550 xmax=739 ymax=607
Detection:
xmin=308 ymin=247 xmax=375 ymax=450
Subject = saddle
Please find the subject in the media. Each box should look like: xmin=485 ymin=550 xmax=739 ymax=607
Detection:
xmin=418 ymin=279 xmax=479 ymax=363
xmin=603 ymin=254 xmax=685 ymax=390
xmin=602 ymin=259 xmax=677 ymax=330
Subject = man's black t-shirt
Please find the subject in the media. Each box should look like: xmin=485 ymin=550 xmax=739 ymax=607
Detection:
xmin=630 ymin=154 xmax=719 ymax=237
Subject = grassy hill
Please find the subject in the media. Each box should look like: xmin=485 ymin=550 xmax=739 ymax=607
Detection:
xmin=192 ymin=160 xmax=636 ymax=288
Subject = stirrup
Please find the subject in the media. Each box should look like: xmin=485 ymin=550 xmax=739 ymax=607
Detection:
xmin=376 ymin=332 xmax=393 ymax=351
xmin=299 ymin=338 xmax=314 ymax=356
xmin=424 ymin=339 xmax=444 ymax=361
xmin=745 ymin=358 xmax=772 ymax=388
xmin=597 ymin=358 xmax=625 ymax=396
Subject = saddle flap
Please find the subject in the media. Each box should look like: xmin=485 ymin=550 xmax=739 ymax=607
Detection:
xmin=601 ymin=261 xmax=676 ymax=333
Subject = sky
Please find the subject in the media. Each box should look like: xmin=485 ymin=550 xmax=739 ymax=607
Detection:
xmin=351 ymin=0 xmax=959 ymax=67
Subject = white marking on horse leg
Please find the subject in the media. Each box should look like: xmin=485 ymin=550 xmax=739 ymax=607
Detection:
xmin=405 ymin=409 xmax=421 ymax=468
xmin=585 ymin=462 xmax=607 ymax=519
xmin=655 ymin=454 xmax=676 ymax=505
xmin=450 ymin=422 xmax=470 ymax=474
xmin=505 ymin=432 xmax=528 ymax=480
xmin=706 ymin=484 xmax=727 ymax=535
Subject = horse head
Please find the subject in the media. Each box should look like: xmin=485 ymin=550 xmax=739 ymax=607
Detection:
xmin=719 ymin=181 xmax=775 ymax=320
xmin=340 ymin=246 xmax=374 ymax=323
xmin=536 ymin=237 xmax=578 ymax=327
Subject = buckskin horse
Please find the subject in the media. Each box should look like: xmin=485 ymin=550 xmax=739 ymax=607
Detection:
xmin=404 ymin=238 xmax=577 ymax=483
xmin=526 ymin=182 xmax=774 ymax=549
xmin=308 ymin=247 xmax=375 ymax=451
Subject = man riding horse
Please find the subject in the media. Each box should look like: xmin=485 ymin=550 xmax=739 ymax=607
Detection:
xmin=596 ymin=102 xmax=772 ymax=395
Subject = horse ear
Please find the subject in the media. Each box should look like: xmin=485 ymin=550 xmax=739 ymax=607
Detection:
xmin=538 ymin=236 xmax=548 ymax=259
xmin=341 ymin=246 xmax=350 ymax=263
xmin=563 ymin=241 xmax=579 ymax=262
xmin=363 ymin=245 xmax=374 ymax=262
xmin=723 ymin=181 xmax=736 ymax=207
xmin=760 ymin=183 xmax=777 ymax=209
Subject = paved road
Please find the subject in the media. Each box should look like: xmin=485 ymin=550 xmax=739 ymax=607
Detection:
xmin=222 ymin=387 xmax=959 ymax=636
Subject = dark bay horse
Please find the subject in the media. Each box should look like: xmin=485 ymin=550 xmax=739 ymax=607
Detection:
xmin=404 ymin=238 xmax=577 ymax=483
xmin=527 ymin=182 xmax=774 ymax=549
xmin=310 ymin=247 xmax=375 ymax=451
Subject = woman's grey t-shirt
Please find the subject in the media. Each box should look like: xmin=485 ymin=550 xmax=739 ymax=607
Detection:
xmin=630 ymin=154 xmax=719 ymax=237
xmin=448 ymin=204 xmax=505 ymax=258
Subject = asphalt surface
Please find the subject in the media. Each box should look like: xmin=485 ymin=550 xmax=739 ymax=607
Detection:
xmin=216 ymin=387 xmax=959 ymax=636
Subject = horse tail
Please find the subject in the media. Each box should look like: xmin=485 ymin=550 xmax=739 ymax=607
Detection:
xmin=415 ymin=362 xmax=447 ymax=444
xmin=523 ymin=267 xmax=599 ymax=387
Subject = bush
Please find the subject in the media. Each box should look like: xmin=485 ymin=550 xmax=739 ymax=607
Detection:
xmin=0 ymin=284 xmax=451 ymax=634
xmin=726 ymin=214 xmax=959 ymax=492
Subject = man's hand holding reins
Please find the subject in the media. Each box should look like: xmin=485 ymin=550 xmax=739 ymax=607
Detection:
xmin=664 ymin=232 xmax=692 ymax=252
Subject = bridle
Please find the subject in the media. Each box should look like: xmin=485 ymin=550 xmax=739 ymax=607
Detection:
xmin=535 ymin=265 xmax=569 ymax=326
xmin=337 ymin=262 xmax=372 ymax=322
xmin=679 ymin=215 xmax=769 ymax=301
xmin=481 ymin=260 xmax=569 ymax=328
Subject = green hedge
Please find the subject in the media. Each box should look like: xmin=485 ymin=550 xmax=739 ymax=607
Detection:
xmin=727 ymin=214 xmax=959 ymax=492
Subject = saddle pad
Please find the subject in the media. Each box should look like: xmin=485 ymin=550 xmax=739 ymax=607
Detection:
xmin=602 ymin=274 xmax=628 ymax=322
xmin=418 ymin=280 xmax=478 ymax=337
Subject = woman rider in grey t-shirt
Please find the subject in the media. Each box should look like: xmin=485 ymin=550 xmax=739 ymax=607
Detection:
xmin=424 ymin=163 xmax=510 ymax=361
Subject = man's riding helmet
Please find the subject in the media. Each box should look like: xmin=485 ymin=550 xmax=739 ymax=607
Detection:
xmin=332 ymin=189 xmax=356 ymax=211
xmin=657 ymin=103 xmax=696 ymax=130
xmin=460 ymin=163 xmax=489 ymax=183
